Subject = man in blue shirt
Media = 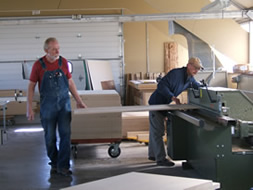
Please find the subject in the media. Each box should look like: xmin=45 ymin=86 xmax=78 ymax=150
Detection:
xmin=148 ymin=57 xmax=203 ymax=166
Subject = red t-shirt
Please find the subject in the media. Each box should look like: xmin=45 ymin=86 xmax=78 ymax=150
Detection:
xmin=29 ymin=56 xmax=72 ymax=90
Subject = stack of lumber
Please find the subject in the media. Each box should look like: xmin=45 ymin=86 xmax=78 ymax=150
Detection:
xmin=70 ymin=90 xmax=122 ymax=141
xmin=126 ymin=131 xmax=167 ymax=144
xmin=122 ymin=111 xmax=149 ymax=139
xmin=126 ymin=131 xmax=149 ymax=143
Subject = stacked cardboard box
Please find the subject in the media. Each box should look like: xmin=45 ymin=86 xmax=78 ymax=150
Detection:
xmin=70 ymin=90 xmax=122 ymax=140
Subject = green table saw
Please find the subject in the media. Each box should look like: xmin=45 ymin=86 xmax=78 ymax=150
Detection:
xmin=169 ymin=87 xmax=253 ymax=190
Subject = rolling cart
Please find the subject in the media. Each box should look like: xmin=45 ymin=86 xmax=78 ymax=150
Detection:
xmin=70 ymin=90 xmax=122 ymax=159
xmin=71 ymin=138 xmax=121 ymax=158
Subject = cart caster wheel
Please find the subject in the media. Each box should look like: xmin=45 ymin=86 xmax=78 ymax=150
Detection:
xmin=108 ymin=144 xmax=121 ymax=158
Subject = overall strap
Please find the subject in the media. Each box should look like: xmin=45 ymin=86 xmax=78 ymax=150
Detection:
xmin=58 ymin=56 xmax=62 ymax=68
xmin=39 ymin=56 xmax=62 ymax=70
xmin=39 ymin=58 xmax=47 ymax=70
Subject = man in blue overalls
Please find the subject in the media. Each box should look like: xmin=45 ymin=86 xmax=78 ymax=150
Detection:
xmin=148 ymin=57 xmax=203 ymax=167
xmin=27 ymin=37 xmax=87 ymax=176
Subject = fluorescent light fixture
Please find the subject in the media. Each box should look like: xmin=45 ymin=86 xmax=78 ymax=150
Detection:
xmin=14 ymin=128 xmax=43 ymax=133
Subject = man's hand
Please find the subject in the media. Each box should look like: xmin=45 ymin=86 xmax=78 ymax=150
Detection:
xmin=172 ymin=96 xmax=181 ymax=105
xmin=76 ymin=101 xmax=87 ymax=109
xmin=27 ymin=108 xmax=35 ymax=121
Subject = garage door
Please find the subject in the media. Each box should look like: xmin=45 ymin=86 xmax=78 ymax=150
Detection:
xmin=0 ymin=19 xmax=123 ymax=94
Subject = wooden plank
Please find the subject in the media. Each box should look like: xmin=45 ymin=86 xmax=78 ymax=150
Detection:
xmin=74 ymin=104 xmax=200 ymax=115
xmin=164 ymin=42 xmax=178 ymax=73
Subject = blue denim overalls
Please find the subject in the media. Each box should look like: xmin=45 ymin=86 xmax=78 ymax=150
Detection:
xmin=39 ymin=56 xmax=72 ymax=170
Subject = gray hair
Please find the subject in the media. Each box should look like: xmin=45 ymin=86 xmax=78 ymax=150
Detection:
xmin=44 ymin=37 xmax=58 ymax=50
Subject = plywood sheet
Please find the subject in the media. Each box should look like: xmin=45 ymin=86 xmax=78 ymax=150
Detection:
xmin=86 ymin=60 xmax=114 ymax=90
xmin=71 ymin=114 xmax=121 ymax=139
xmin=70 ymin=90 xmax=121 ymax=108
xmin=61 ymin=172 xmax=220 ymax=190
xmin=71 ymin=90 xmax=122 ymax=140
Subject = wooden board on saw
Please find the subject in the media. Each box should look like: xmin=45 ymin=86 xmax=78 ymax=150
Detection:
xmin=70 ymin=90 xmax=122 ymax=140
xmin=74 ymin=104 xmax=200 ymax=115
xmin=122 ymin=111 xmax=149 ymax=139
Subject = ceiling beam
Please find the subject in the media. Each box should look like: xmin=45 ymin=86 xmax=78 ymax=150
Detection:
xmin=0 ymin=10 xmax=251 ymax=23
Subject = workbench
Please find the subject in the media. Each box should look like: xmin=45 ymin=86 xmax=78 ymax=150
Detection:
xmin=128 ymin=80 xmax=157 ymax=105
xmin=128 ymin=80 xmax=188 ymax=105
xmin=0 ymin=96 xmax=27 ymax=144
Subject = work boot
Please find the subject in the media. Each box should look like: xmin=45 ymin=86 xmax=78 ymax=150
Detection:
xmin=50 ymin=166 xmax=57 ymax=175
xmin=157 ymin=159 xmax=175 ymax=167
xmin=148 ymin=157 xmax=156 ymax=161
xmin=58 ymin=168 xmax=73 ymax=176
xmin=49 ymin=163 xmax=57 ymax=175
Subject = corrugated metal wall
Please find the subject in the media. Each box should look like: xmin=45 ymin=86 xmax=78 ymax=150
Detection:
xmin=0 ymin=19 xmax=123 ymax=94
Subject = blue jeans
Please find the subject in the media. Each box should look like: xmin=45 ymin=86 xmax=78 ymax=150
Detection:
xmin=41 ymin=95 xmax=71 ymax=170
xmin=148 ymin=111 xmax=170 ymax=162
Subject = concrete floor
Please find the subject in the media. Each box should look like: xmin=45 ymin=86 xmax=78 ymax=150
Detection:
xmin=0 ymin=124 xmax=204 ymax=190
